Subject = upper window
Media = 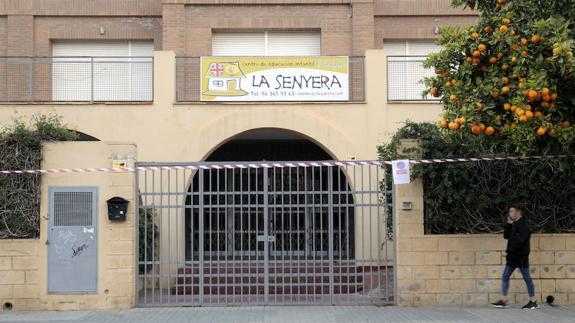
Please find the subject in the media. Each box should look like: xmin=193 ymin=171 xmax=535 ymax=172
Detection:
xmin=52 ymin=41 xmax=154 ymax=102
xmin=385 ymin=40 xmax=441 ymax=101
xmin=212 ymin=32 xmax=321 ymax=56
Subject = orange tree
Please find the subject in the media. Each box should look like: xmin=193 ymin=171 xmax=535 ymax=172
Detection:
xmin=423 ymin=0 xmax=575 ymax=155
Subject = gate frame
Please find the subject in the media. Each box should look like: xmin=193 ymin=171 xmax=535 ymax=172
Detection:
xmin=134 ymin=160 xmax=396 ymax=307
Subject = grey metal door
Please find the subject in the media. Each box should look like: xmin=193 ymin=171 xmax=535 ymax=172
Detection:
xmin=136 ymin=161 xmax=394 ymax=306
xmin=48 ymin=187 xmax=98 ymax=293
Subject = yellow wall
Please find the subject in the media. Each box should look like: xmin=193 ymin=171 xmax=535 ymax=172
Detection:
xmin=0 ymin=142 xmax=137 ymax=310
xmin=0 ymin=50 xmax=442 ymax=164
xmin=0 ymin=50 xmax=443 ymax=310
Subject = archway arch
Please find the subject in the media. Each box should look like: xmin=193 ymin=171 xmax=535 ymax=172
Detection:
xmin=184 ymin=128 xmax=355 ymax=270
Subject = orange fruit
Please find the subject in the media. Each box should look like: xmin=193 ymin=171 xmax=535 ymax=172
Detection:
xmin=519 ymin=78 xmax=526 ymax=83
xmin=542 ymin=87 xmax=550 ymax=96
xmin=531 ymin=35 xmax=541 ymax=44
xmin=440 ymin=119 xmax=449 ymax=128
xmin=472 ymin=50 xmax=481 ymax=58
xmin=511 ymin=56 xmax=518 ymax=63
xmin=471 ymin=125 xmax=482 ymax=135
xmin=550 ymin=93 xmax=558 ymax=101
xmin=441 ymin=71 xmax=450 ymax=78
xmin=542 ymin=95 xmax=551 ymax=102
xmin=491 ymin=91 xmax=500 ymax=98
xmin=489 ymin=57 xmax=497 ymax=64
xmin=503 ymin=103 xmax=511 ymax=110
xmin=553 ymin=47 xmax=561 ymax=55
xmin=534 ymin=111 xmax=543 ymax=118
xmin=541 ymin=102 xmax=550 ymax=108
xmin=537 ymin=127 xmax=547 ymax=136
xmin=450 ymin=94 xmax=457 ymax=101
xmin=472 ymin=57 xmax=481 ymax=65
xmin=466 ymin=56 xmax=473 ymax=63
xmin=476 ymin=102 xmax=483 ymax=109
xmin=472 ymin=32 xmax=480 ymax=40
xmin=478 ymin=44 xmax=487 ymax=52
xmin=445 ymin=81 xmax=452 ymax=88
xmin=511 ymin=122 xmax=517 ymax=128
xmin=510 ymin=30 xmax=516 ymax=36
xmin=525 ymin=110 xmax=534 ymax=119
xmin=510 ymin=43 xmax=519 ymax=50
xmin=501 ymin=64 xmax=509 ymax=71
xmin=528 ymin=89 xmax=538 ymax=100
xmin=479 ymin=123 xmax=486 ymax=132
xmin=502 ymin=77 xmax=509 ymax=84
xmin=485 ymin=127 xmax=495 ymax=136
xmin=497 ymin=52 xmax=504 ymax=60
xmin=549 ymin=103 xmax=556 ymax=109
xmin=502 ymin=18 xmax=511 ymax=25
xmin=515 ymin=108 xmax=525 ymax=116
xmin=510 ymin=105 xmax=518 ymax=112
xmin=567 ymin=51 xmax=573 ymax=57
xmin=525 ymin=104 xmax=532 ymax=111
xmin=500 ymin=25 xmax=508 ymax=33
xmin=431 ymin=87 xmax=440 ymax=97
xmin=519 ymin=115 xmax=528 ymax=123
xmin=521 ymin=50 xmax=528 ymax=57
xmin=561 ymin=121 xmax=571 ymax=128
xmin=520 ymin=38 xmax=528 ymax=46
xmin=484 ymin=26 xmax=493 ymax=34
xmin=448 ymin=122 xmax=460 ymax=130
xmin=457 ymin=117 xmax=466 ymax=124
xmin=501 ymin=86 xmax=510 ymax=94
xmin=498 ymin=0 xmax=507 ymax=4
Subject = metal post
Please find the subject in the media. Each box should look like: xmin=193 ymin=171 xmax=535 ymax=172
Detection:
xmin=263 ymin=167 xmax=270 ymax=305
xmin=391 ymin=182 xmax=398 ymax=305
xmin=328 ymin=167 xmax=335 ymax=304
xmin=134 ymin=165 xmax=140 ymax=305
xmin=90 ymin=57 xmax=94 ymax=103
xmin=199 ymin=169 xmax=205 ymax=305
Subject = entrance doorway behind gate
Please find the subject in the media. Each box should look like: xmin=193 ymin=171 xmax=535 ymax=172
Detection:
xmin=136 ymin=129 xmax=395 ymax=306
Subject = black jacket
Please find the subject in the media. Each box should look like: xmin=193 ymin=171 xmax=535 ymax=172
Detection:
xmin=503 ymin=216 xmax=531 ymax=268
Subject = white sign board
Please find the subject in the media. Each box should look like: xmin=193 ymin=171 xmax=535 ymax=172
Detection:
xmin=391 ymin=159 xmax=411 ymax=185
xmin=200 ymin=57 xmax=349 ymax=101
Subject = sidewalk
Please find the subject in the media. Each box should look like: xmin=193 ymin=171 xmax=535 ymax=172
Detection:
xmin=1 ymin=305 xmax=575 ymax=323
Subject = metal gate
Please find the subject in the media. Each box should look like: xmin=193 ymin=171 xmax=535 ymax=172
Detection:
xmin=136 ymin=161 xmax=395 ymax=306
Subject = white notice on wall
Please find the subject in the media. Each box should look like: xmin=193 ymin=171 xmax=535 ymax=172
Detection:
xmin=391 ymin=159 xmax=411 ymax=185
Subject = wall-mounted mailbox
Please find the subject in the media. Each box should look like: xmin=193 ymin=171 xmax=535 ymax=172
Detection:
xmin=106 ymin=197 xmax=129 ymax=221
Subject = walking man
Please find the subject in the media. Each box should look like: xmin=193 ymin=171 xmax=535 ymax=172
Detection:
xmin=491 ymin=205 xmax=539 ymax=309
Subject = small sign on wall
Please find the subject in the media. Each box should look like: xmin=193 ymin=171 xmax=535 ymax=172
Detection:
xmin=391 ymin=159 xmax=411 ymax=185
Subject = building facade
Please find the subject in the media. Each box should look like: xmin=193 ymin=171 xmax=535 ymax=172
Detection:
xmin=0 ymin=0 xmax=479 ymax=310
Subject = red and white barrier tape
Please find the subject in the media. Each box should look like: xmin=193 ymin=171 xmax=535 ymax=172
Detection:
xmin=0 ymin=155 xmax=570 ymax=175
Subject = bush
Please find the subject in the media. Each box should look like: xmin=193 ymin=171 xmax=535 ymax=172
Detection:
xmin=0 ymin=115 xmax=78 ymax=239
xmin=139 ymin=207 xmax=159 ymax=274
xmin=378 ymin=121 xmax=575 ymax=234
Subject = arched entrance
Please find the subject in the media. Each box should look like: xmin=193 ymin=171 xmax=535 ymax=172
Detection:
xmin=185 ymin=128 xmax=354 ymax=261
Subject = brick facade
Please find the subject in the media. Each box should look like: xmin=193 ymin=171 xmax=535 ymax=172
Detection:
xmin=0 ymin=0 xmax=477 ymax=57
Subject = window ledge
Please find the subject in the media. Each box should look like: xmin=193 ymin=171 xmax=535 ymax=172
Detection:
xmin=387 ymin=100 xmax=441 ymax=104
xmin=174 ymin=101 xmax=367 ymax=105
xmin=0 ymin=101 xmax=154 ymax=106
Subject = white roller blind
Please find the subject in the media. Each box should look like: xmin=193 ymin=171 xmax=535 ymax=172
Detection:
xmin=384 ymin=40 xmax=439 ymax=101
xmin=52 ymin=41 xmax=153 ymax=101
xmin=212 ymin=33 xmax=266 ymax=56
xmin=267 ymin=32 xmax=320 ymax=56
xmin=212 ymin=31 xmax=320 ymax=56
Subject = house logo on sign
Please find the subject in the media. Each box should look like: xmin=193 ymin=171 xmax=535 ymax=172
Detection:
xmin=203 ymin=62 xmax=248 ymax=97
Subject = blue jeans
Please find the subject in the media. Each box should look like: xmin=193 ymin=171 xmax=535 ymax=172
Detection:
xmin=501 ymin=265 xmax=535 ymax=297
